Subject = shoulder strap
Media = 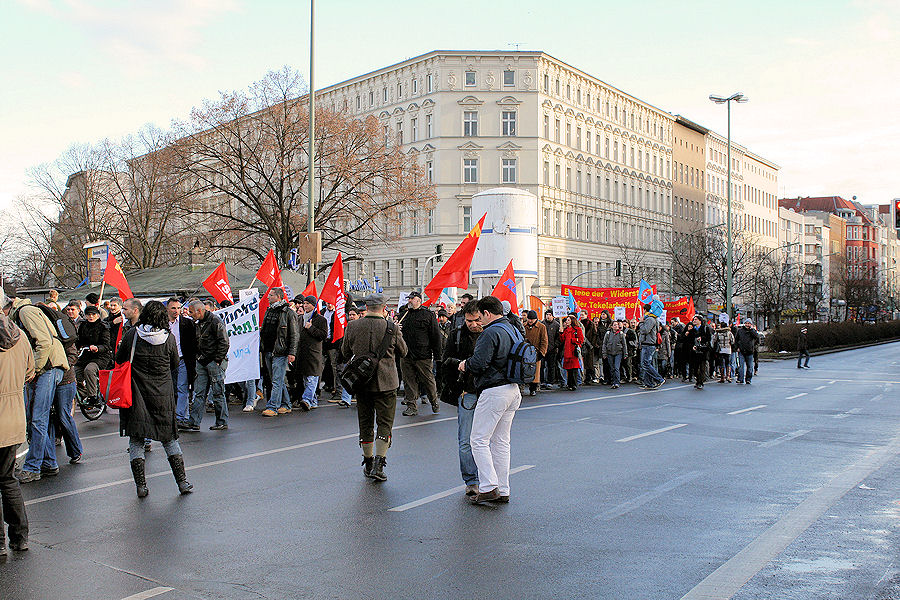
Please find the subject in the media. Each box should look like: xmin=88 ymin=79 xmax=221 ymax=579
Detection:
xmin=374 ymin=321 xmax=394 ymax=360
xmin=494 ymin=319 xmax=523 ymax=343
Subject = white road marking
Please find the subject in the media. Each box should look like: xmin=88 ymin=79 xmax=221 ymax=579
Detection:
xmin=388 ymin=465 xmax=535 ymax=512
xmin=785 ymin=393 xmax=807 ymax=400
xmin=834 ymin=408 xmax=861 ymax=419
xmin=596 ymin=471 xmax=702 ymax=520
xmin=680 ymin=431 xmax=900 ymax=600
xmin=616 ymin=423 xmax=688 ymax=443
xmin=871 ymin=394 xmax=884 ymax=402
xmin=759 ymin=429 xmax=811 ymax=448
xmin=813 ymin=385 xmax=827 ymax=391
xmin=120 ymin=587 xmax=173 ymax=600
xmin=80 ymin=431 xmax=121 ymax=440
xmin=575 ymin=417 xmax=592 ymax=422
xmin=728 ymin=405 xmax=767 ymax=416
xmin=828 ymin=380 xmax=837 ymax=384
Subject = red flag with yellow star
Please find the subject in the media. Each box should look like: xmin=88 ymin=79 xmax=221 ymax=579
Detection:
xmin=423 ymin=213 xmax=486 ymax=306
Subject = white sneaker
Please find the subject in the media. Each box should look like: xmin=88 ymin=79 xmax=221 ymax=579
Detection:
xmin=242 ymin=404 xmax=254 ymax=412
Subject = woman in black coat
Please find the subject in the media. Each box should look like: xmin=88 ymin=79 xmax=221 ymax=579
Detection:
xmin=684 ymin=315 xmax=712 ymax=390
xmin=116 ymin=300 xmax=193 ymax=497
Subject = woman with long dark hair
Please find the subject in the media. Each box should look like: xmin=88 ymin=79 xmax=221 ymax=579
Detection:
xmin=559 ymin=315 xmax=584 ymax=391
xmin=116 ymin=300 xmax=193 ymax=497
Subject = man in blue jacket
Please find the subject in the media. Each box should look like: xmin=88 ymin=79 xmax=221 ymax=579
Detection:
xmin=458 ymin=296 xmax=521 ymax=505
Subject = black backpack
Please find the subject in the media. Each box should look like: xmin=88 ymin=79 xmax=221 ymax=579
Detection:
xmin=340 ymin=321 xmax=395 ymax=394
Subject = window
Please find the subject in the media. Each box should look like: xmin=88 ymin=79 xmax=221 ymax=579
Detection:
xmin=566 ymin=213 xmax=573 ymax=237
xmin=566 ymin=123 xmax=571 ymax=146
xmin=426 ymin=160 xmax=433 ymax=184
xmin=566 ymin=167 xmax=572 ymax=191
xmin=605 ymin=137 xmax=610 ymax=158
xmin=613 ymin=141 xmax=619 ymax=162
xmin=463 ymin=111 xmax=478 ymax=136
xmin=503 ymin=70 xmax=515 ymax=86
xmin=555 ymin=119 xmax=561 ymax=142
xmin=412 ymin=79 xmax=418 ymax=94
xmin=426 ymin=209 xmax=433 ymax=234
xmin=576 ymin=126 xmax=582 ymax=150
xmin=576 ymin=169 xmax=582 ymax=193
xmin=426 ymin=74 xmax=433 ymax=93
xmin=465 ymin=71 xmax=476 ymax=86
xmin=502 ymin=111 xmax=517 ymax=136
xmin=426 ymin=114 xmax=433 ymax=138
xmin=397 ymin=82 xmax=402 ymax=97
xmin=555 ymin=79 xmax=560 ymax=95
xmin=369 ymin=91 xmax=374 ymax=106
xmin=383 ymin=87 xmax=388 ymax=102
xmin=586 ymin=129 xmax=591 ymax=153
xmin=554 ymin=164 xmax=560 ymax=187
xmin=586 ymin=215 xmax=592 ymax=240
xmin=411 ymin=118 xmax=418 ymax=142
xmin=411 ymin=210 xmax=418 ymax=236
xmin=502 ymin=158 xmax=517 ymax=183
xmin=543 ymin=208 xmax=551 ymax=233
xmin=463 ymin=158 xmax=478 ymax=183
xmin=586 ymin=171 xmax=592 ymax=195
xmin=543 ymin=114 xmax=550 ymax=138
xmin=396 ymin=120 xmax=403 ymax=145
xmin=543 ymin=74 xmax=549 ymax=92
xmin=576 ymin=214 xmax=583 ymax=238
xmin=543 ymin=161 xmax=549 ymax=185
xmin=463 ymin=206 xmax=472 ymax=231
xmin=566 ymin=84 xmax=571 ymax=99
xmin=356 ymin=95 xmax=360 ymax=110
xmin=555 ymin=211 xmax=562 ymax=235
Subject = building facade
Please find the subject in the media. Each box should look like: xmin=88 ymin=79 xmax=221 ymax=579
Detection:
xmin=672 ymin=117 xmax=707 ymax=236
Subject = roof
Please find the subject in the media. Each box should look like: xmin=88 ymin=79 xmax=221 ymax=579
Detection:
xmin=778 ymin=196 xmax=873 ymax=225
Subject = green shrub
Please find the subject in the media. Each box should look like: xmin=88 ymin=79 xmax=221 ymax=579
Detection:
xmin=767 ymin=320 xmax=900 ymax=352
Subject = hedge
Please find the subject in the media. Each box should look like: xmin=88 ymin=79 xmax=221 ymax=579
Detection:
xmin=766 ymin=320 xmax=900 ymax=352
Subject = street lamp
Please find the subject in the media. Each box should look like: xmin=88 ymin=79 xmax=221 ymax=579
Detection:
xmin=709 ymin=92 xmax=748 ymax=319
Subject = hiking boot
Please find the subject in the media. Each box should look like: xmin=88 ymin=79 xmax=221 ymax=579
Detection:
xmin=17 ymin=470 xmax=40 ymax=483
xmin=402 ymin=405 xmax=418 ymax=417
xmin=362 ymin=456 xmax=374 ymax=478
xmin=370 ymin=456 xmax=387 ymax=481
xmin=41 ymin=466 xmax=59 ymax=476
xmin=430 ymin=399 xmax=440 ymax=414
xmin=130 ymin=458 xmax=149 ymax=498
xmin=168 ymin=454 xmax=193 ymax=494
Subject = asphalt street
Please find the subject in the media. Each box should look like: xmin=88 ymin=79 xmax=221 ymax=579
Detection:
xmin=4 ymin=343 xmax=900 ymax=599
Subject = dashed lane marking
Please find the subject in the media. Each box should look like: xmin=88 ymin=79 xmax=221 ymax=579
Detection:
xmin=813 ymin=385 xmax=827 ymax=391
xmin=871 ymin=394 xmax=884 ymax=402
xmin=834 ymin=408 xmax=862 ymax=419
xmin=786 ymin=393 xmax=807 ymax=400
xmin=120 ymin=587 xmax=173 ymax=600
xmin=616 ymin=423 xmax=688 ymax=443
xmin=596 ymin=471 xmax=702 ymax=521
xmin=759 ymin=429 xmax=811 ymax=448
xmin=728 ymin=405 xmax=767 ymax=416
xmin=388 ymin=465 xmax=535 ymax=512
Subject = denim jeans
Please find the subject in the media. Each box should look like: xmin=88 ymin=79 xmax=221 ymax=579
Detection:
xmin=128 ymin=436 xmax=183 ymax=461
xmin=190 ymin=360 xmax=228 ymax=426
xmin=640 ymin=346 xmax=664 ymax=386
xmin=797 ymin=349 xmax=810 ymax=368
xmin=23 ymin=368 xmax=63 ymax=473
xmin=605 ymin=355 xmax=622 ymax=385
xmin=302 ymin=376 xmax=320 ymax=407
xmin=737 ymin=352 xmax=754 ymax=383
xmin=50 ymin=381 xmax=83 ymax=460
xmin=265 ymin=353 xmax=291 ymax=411
xmin=173 ymin=358 xmax=191 ymax=422
xmin=239 ymin=379 xmax=260 ymax=408
xmin=458 ymin=394 xmax=478 ymax=486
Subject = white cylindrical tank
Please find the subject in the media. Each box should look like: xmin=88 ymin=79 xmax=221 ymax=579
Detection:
xmin=470 ymin=187 xmax=538 ymax=303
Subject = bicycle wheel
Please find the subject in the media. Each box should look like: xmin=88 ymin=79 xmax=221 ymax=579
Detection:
xmin=78 ymin=390 xmax=106 ymax=421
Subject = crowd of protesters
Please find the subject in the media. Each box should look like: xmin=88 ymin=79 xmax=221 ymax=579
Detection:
xmin=0 ymin=282 xmax=802 ymax=558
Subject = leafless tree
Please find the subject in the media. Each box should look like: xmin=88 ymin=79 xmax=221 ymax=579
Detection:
xmin=171 ymin=66 xmax=437 ymax=272
xmin=667 ymin=227 xmax=709 ymax=307
xmin=615 ymin=240 xmax=650 ymax=288
xmin=705 ymin=229 xmax=760 ymax=311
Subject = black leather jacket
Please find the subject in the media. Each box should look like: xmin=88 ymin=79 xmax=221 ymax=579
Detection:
xmin=195 ymin=311 xmax=229 ymax=365
xmin=261 ymin=301 xmax=299 ymax=357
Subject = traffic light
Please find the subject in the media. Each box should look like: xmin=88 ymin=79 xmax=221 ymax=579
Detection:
xmin=435 ymin=244 xmax=443 ymax=262
xmin=895 ymin=200 xmax=900 ymax=229
xmin=615 ymin=259 xmax=622 ymax=277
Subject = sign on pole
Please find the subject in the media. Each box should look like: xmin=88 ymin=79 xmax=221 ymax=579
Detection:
xmin=239 ymin=288 xmax=257 ymax=304
xmin=551 ymin=296 xmax=568 ymax=317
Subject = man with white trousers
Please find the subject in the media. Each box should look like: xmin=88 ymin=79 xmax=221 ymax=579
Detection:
xmin=458 ymin=295 xmax=521 ymax=505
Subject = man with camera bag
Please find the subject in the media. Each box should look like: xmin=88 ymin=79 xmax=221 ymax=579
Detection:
xmin=341 ymin=294 xmax=407 ymax=482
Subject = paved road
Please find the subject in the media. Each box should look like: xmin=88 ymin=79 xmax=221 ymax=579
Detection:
xmin=4 ymin=344 xmax=900 ymax=599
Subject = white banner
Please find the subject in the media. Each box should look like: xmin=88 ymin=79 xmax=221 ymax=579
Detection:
xmin=215 ymin=291 xmax=261 ymax=385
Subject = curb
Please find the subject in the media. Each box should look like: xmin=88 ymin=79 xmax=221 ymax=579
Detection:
xmin=761 ymin=337 xmax=900 ymax=360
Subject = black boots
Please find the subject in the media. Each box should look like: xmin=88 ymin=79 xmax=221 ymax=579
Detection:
xmin=130 ymin=458 xmax=149 ymax=498
xmin=168 ymin=454 xmax=193 ymax=494
xmin=370 ymin=456 xmax=387 ymax=482
xmin=362 ymin=456 xmax=374 ymax=478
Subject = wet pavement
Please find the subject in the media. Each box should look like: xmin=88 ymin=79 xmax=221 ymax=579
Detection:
xmin=4 ymin=343 xmax=900 ymax=599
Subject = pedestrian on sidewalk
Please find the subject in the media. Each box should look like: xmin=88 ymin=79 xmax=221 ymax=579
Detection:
xmin=0 ymin=298 xmax=35 ymax=556
xmin=459 ymin=296 xmax=522 ymax=505
xmin=342 ymin=294 xmax=407 ymax=482
xmin=118 ymin=301 xmax=192 ymax=497
xmin=797 ymin=327 xmax=810 ymax=369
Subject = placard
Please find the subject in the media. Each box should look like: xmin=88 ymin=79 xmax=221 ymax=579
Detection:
xmin=398 ymin=292 xmax=410 ymax=310
xmin=657 ymin=310 xmax=667 ymax=325
xmin=215 ymin=291 xmax=261 ymax=385
xmin=551 ymin=296 xmax=568 ymax=317
xmin=614 ymin=306 xmax=626 ymax=321
xmin=718 ymin=313 xmax=730 ymax=324
xmin=239 ymin=288 xmax=257 ymax=303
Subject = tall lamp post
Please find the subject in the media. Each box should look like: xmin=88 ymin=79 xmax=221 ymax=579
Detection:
xmin=709 ymin=92 xmax=748 ymax=319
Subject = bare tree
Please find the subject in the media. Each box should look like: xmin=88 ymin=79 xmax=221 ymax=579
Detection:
xmin=752 ymin=250 xmax=802 ymax=326
xmin=668 ymin=227 xmax=709 ymax=307
xmin=616 ymin=240 xmax=650 ymax=288
xmin=171 ymin=66 xmax=437 ymax=271
xmin=705 ymin=229 xmax=760 ymax=311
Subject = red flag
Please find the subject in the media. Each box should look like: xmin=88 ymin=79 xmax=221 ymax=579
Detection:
xmin=103 ymin=253 xmax=134 ymax=299
xmin=423 ymin=213 xmax=486 ymax=306
xmin=320 ymin=253 xmax=347 ymax=341
xmin=300 ymin=280 xmax=318 ymax=299
xmin=490 ymin=260 xmax=517 ymax=307
xmin=202 ymin=262 xmax=232 ymax=305
xmin=256 ymin=249 xmax=282 ymax=289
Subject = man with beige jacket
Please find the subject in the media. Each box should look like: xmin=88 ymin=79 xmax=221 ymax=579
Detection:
xmin=0 ymin=292 xmax=35 ymax=557
xmin=3 ymin=296 xmax=68 ymax=483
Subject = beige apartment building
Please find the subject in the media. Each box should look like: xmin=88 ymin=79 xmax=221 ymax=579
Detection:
xmin=672 ymin=117 xmax=707 ymax=236
xmin=315 ymin=50 xmax=676 ymax=299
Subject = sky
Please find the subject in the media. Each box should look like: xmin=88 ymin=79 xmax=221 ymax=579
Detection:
xmin=1 ymin=0 xmax=898 ymax=213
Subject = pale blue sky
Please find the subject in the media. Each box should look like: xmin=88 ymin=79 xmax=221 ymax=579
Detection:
xmin=1 ymin=0 xmax=897 ymax=211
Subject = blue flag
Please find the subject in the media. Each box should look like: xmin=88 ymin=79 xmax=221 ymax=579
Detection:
xmin=638 ymin=279 xmax=654 ymax=305
xmin=567 ymin=290 xmax=579 ymax=314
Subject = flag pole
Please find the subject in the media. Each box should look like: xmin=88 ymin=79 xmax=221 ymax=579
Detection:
xmin=98 ymin=281 xmax=106 ymax=305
